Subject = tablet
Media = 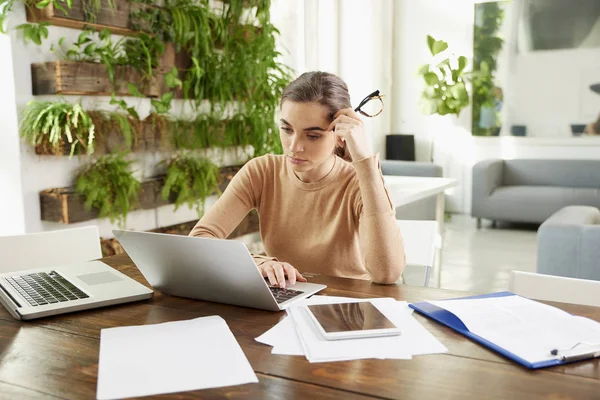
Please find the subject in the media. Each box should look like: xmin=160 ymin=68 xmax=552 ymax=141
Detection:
xmin=305 ymin=301 xmax=402 ymax=340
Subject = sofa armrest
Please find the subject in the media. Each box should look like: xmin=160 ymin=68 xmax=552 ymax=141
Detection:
xmin=380 ymin=160 xmax=442 ymax=178
xmin=537 ymin=206 xmax=600 ymax=280
xmin=472 ymin=159 xmax=504 ymax=197
xmin=471 ymin=159 xmax=504 ymax=218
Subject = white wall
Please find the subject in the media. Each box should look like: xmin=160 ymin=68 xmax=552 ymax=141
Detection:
xmin=496 ymin=0 xmax=600 ymax=137
xmin=391 ymin=0 xmax=475 ymax=213
xmin=272 ymin=0 xmax=394 ymax=159
xmin=0 ymin=30 xmax=26 ymax=235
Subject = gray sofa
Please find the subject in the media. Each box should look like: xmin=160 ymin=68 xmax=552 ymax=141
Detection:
xmin=537 ymin=206 xmax=600 ymax=281
xmin=381 ymin=160 xmax=442 ymax=220
xmin=472 ymin=159 xmax=600 ymax=225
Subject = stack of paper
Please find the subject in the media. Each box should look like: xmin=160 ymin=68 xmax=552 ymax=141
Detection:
xmin=255 ymin=296 xmax=447 ymax=363
xmin=97 ymin=316 xmax=258 ymax=400
xmin=430 ymin=295 xmax=600 ymax=364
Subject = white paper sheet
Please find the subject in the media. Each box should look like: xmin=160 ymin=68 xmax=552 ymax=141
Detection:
xmin=288 ymin=297 xmax=413 ymax=363
xmin=430 ymin=295 xmax=600 ymax=364
xmin=255 ymin=295 xmax=447 ymax=362
xmin=97 ymin=316 xmax=258 ymax=400
xmin=255 ymin=316 xmax=304 ymax=356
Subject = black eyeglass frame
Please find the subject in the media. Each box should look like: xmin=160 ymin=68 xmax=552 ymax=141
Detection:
xmin=354 ymin=90 xmax=384 ymax=118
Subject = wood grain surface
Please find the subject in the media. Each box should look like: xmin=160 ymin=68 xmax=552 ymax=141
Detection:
xmin=0 ymin=254 xmax=598 ymax=399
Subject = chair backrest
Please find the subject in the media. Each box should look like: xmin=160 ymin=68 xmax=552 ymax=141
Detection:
xmin=396 ymin=220 xmax=439 ymax=286
xmin=0 ymin=226 xmax=102 ymax=273
xmin=509 ymin=270 xmax=600 ymax=307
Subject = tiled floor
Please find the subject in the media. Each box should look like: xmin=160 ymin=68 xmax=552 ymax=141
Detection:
xmin=438 ymin=214 xmax=538 ymax=293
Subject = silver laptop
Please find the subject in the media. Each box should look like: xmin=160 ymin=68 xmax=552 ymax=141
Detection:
xmin=0 ymin=261 xmax=153 ymax=320
xmin=113 ymin=230 xmax=326 ymax=311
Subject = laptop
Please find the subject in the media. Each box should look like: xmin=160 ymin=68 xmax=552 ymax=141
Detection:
xmin=113 ymin=230 xmax=327 ymax=311
xmin=0 ymin=261 xmax=153 ymax=320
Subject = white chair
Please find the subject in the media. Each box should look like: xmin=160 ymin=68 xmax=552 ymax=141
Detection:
xmin=396 ymin=220 xmax=439 ymax=287
xmin=0 ymin=226 xmax=102 ymax=273
xmin=509 ymin=270 xmax=600 ymax=307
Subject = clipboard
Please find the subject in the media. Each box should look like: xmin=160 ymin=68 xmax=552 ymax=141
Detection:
xmin=409 ymin=291 xmax=599 ymax=369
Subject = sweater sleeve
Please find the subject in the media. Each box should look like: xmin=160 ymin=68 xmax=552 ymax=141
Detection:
xmin=353 ymin=154 xmax=406 ymax=284
xmin=188 ymin=157 xmax=277 ymax=266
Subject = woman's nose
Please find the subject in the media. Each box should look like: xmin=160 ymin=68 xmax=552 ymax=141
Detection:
xmin=290 ymin=136 xmax=303 ymax=152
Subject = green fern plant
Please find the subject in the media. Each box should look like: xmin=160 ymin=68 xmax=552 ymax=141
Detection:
xmin=75 ymin=154 xmax=140 ymax=226
xmin=161 ymin=153 xmax=220 ymax=217
xmin=20 ymin=100 xmax=95 ymax=156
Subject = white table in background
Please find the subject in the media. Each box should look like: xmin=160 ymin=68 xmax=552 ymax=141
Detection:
xmin=383 ymin=176 xmax=459 ymax=288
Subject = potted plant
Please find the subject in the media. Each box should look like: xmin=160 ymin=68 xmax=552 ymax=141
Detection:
xmin=418 ymin=35 xmax=470 ymax=117
xmin=20 ymin=100 xmax=95 ymax=156
xmin=75 ymin=153 xmax=141 ymax=226
xmin=160 ymin=152 xmax=221 ymax=217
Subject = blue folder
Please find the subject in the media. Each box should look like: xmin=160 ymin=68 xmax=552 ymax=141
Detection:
xmin=409 ymin=291 xmax=569 ymax=369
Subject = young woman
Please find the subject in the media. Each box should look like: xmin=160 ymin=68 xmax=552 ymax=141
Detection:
xmin=189 ymin=72 xmax=405 ymax=286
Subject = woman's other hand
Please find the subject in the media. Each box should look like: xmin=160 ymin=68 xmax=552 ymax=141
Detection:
xmin=258 ymin=261 xmax=307 ymax=288
xmin=327 ymin=108 xmax=373 ymax=161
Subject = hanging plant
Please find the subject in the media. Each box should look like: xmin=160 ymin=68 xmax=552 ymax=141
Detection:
xmin=75 ymin=153 xmax=140 ymax=226
xmin=20 ymin=100 xmax=95 ymax=156
xmin=472 ymin=2 xmax=505 ymax=136
xmin=160 ymin=152 xmax=221 ymax=217
xmin=88 ymin=110 xmax=141 ymax=153
xmin=419 ymin=35 xmax=470 ymax=117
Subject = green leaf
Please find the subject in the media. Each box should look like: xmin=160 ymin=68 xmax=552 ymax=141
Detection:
xmin=161 ymin=91 xmax=174 ymax=103
xmin=83 ymin=42 xmax=97 ymax=56
xmin=423 ymin=72 xmax=439 ymax=85
xmin=35 ymin=0 xmax=51 ymax=9
xmin=127 ymin=83 xmax=145 ymax=98
xmin=77 ymin=30 xmax=91 ymax=45
xmin=457 ymin=56 xmax=468 ymax=72
xmin=429 ymin=36 xmax=448 ymax=56
xmin=164 ymin=67 xmax=182 ymax=89
xmin=418 ymin=64 xmax=430 ymax=75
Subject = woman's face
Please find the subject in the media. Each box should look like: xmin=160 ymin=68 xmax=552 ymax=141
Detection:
xmin=279 ymin=101 xmax=337 ymax=181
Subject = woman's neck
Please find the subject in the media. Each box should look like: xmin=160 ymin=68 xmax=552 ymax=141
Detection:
xmin=294 ymin=155 xmax=336 ymax=183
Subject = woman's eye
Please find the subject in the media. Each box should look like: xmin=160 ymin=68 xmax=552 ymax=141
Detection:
xmin=308 ymin=135 xmax=320 ymax=140
xmin=281 ymin=127 xmax=293 ymax=133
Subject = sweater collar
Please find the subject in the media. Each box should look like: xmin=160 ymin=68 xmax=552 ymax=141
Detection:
xmin=285 ymin=155 xmax=342 ymax=191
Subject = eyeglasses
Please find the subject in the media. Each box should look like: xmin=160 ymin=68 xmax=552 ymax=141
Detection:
xmin=354 ymin=90 xmax=385 ymax=118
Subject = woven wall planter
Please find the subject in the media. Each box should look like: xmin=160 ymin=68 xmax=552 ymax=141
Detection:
xmin=39 ymin=165 xmax=242 ymax=224
xmin=31 ymin=61 xmax=160 ymax=97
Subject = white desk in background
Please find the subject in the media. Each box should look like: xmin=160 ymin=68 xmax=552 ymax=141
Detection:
xmin=383 ymin=176 xmax=459 ymax=288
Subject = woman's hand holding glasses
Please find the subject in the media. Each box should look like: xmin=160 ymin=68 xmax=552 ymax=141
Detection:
xmin=327 ymin=108 xmax=373 ymax=162
xmin=326 ymin=90 xmax=384 ymax=162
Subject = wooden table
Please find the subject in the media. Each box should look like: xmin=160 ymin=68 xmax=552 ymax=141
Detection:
xmin=1 ymin=254 xmax=599 ymax=399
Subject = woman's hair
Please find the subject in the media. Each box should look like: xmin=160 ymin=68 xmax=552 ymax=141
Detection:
xmin=280 ymin=72 xmax=352 ymax=159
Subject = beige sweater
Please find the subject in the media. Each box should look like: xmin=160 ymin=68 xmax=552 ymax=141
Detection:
xmin=189 ymin=154 xmax=405 ymax=281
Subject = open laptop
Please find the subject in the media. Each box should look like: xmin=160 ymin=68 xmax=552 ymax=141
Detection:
xmin=0 ymin=261 xmax=153 ymax=320
xmin=113 ymin=230 xmax=326 ymax=311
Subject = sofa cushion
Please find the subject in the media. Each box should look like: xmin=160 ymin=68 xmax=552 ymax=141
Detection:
xmin=503 ymin=160 xmax=600 ymax=188
xmin=486 ymin=186 xmax=600 ymax=223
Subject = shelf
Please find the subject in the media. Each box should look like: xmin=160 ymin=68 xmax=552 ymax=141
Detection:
xmin=39 ymin=165 xmax=242 ymax=224
xmin=31 ymin=60 xmax=160 ymax=97
xmin=26 ymin=0 xmax=139 ymax=36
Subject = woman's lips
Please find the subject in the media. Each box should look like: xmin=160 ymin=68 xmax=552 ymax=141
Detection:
xmin=289 ymin=156 xmax=307 ymax=165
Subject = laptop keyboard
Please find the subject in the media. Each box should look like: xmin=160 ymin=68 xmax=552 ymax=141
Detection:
xmin=269 ymin=286 xmax=303 ymax=304
xmin=4 ymin=271 xmax=89 ymax=307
